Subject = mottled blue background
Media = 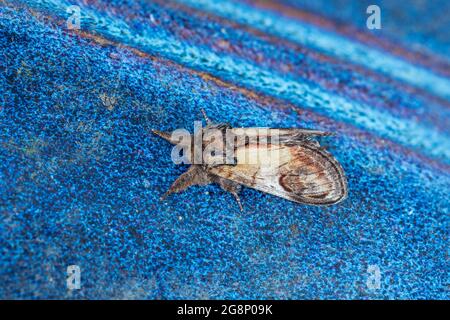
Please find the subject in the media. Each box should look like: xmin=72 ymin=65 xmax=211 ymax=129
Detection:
xmin=0 ymin=0 xmax=449 ymax=299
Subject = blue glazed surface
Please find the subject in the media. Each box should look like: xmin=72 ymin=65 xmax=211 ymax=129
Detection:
xmin=0 ymin=0 xmax=449 ymax=299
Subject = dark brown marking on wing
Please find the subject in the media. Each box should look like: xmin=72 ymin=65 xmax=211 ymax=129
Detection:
xmin=298 ymin=142 xmax=347 ymax=202
xmin=251 ymin=170 xmax=259 ymax=185
xmin=279 ymin=174 xmax=293 ymax=192
xmin=276 ymin=141 xmax=346 ymax=204
xmin=306 ymin=192 xmax=329 ymax=199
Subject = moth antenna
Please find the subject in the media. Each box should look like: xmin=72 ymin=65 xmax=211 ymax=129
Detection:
xmin=151 ymin=129 xmax=173 ymax=143
xmin=200 ymin=108 xmax=211 ymax=124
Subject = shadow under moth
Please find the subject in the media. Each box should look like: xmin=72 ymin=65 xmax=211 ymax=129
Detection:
xmin=152 ymin=110 xmax=347 ymax=211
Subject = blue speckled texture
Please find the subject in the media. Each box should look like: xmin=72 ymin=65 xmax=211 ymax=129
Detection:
xmin=0 ymin=0 xmax=449 ymax=299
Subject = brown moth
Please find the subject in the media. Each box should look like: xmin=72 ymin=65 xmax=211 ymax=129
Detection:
xmin=152 ymin=110 xmax=347 ymax=211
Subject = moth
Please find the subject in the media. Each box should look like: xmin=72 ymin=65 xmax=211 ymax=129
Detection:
xmin=152 ymin=110 xmax=347 ymax=211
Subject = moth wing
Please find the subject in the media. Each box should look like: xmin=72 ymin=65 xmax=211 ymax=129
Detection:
xmin=209 ymin=142 xmax=347 ymax=205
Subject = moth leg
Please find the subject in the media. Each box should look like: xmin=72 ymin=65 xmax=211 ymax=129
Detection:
xmin=162 ymin=165 xmax=211 ymax=200
xmin=217 ymin=178 xmax=244 ymax=212
xmin=231 ymin=192 xmax=244 ymax=212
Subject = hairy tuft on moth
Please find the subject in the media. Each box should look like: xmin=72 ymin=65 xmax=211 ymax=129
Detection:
xmin=152 ymin=109 xmax=347 ymax=211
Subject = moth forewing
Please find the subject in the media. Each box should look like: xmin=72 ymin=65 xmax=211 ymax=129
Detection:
xmin=210 ymin=142 xmax=347 ymax=206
